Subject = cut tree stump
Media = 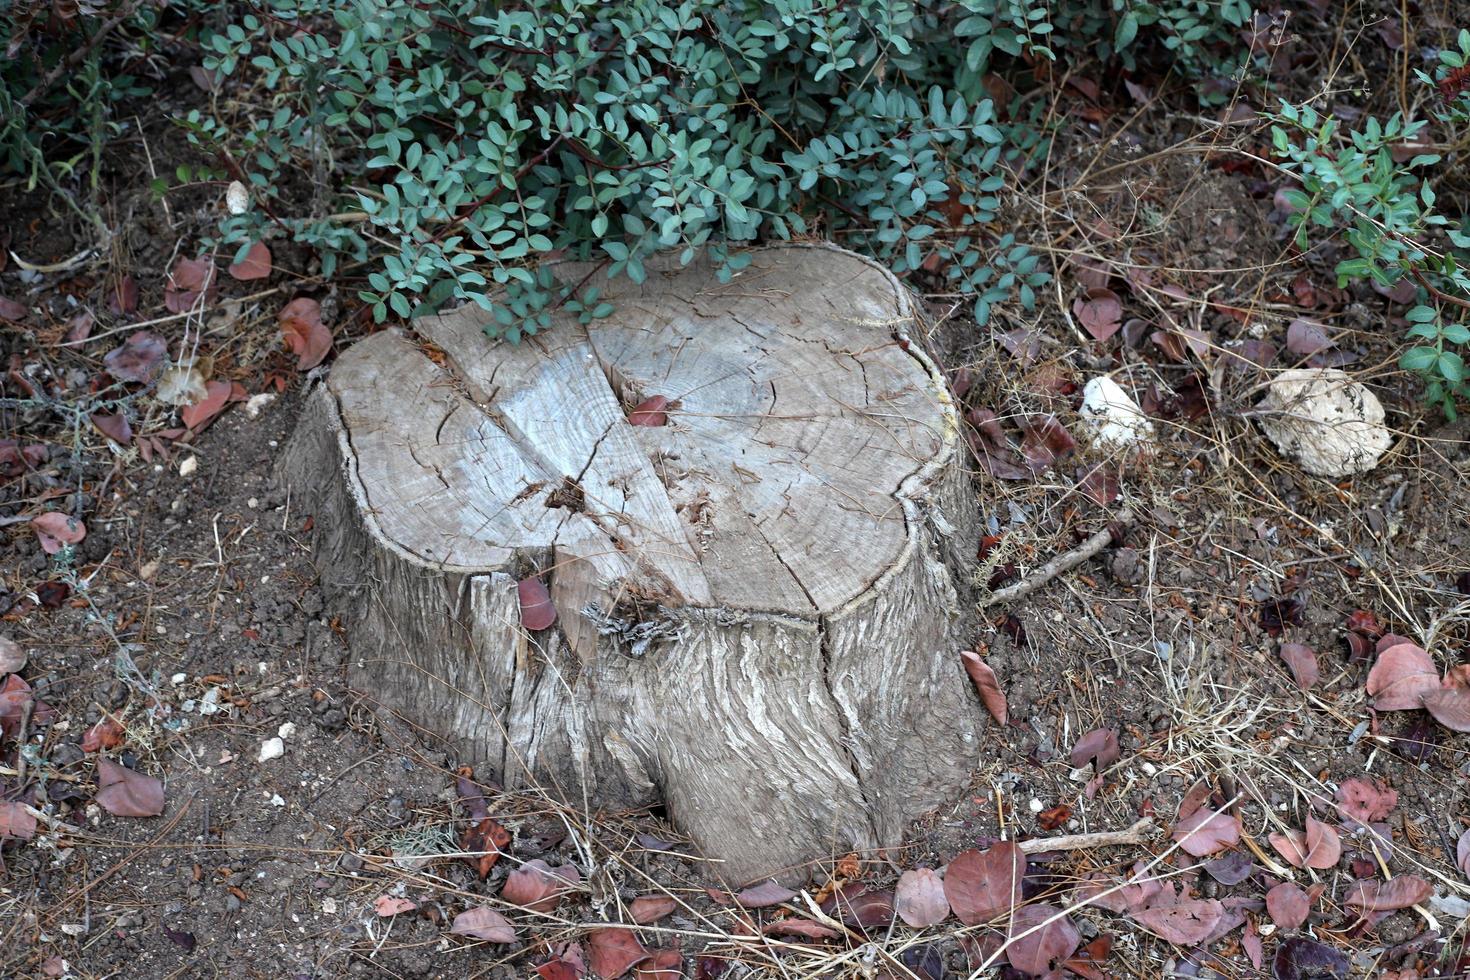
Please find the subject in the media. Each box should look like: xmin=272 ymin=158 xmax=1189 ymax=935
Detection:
xmin=279 ymin=244 xmax=985 ymax=883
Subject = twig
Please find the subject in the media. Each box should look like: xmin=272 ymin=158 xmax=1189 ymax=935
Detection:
xmin=23 ymin=804 xmax=83 ymax=835
xmin=13 ymin=700 xmax=34 ymax=786
xmin=18 ymin=0 xmax=144 ymax=108
xmin=1017 ymin=817 xmax=1157 ymax=854
xmin=982 ymin=509 xmax=1132 ymax=607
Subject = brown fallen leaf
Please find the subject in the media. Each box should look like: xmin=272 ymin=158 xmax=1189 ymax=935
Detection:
xmin=1171 ymin=806 xmax=1240 ymax=857
xmin=90 ymin=411 xmax=133 ymax=446
xmin=732 ymin=880 xmax=796 ymax=908
xmin=228 ymin=241 xmax=273 ymax=281
xmin=1343 ymin=875 xmax=1432 ymax=912
xmin=634 ymin=949 xmax=683 ymax=979
xmin=895 ymin=867 xmax=949 ymax=928
xmin=462 ymin=815 xmax=511 ymax=879
xmin=1278 ymin=642 xmax=1319 ymax=689
xmin=627 ymin=396 xmax=669 ymax=426
xmin=1269 ymin=817 xmax=1341 ymax=870
xmin=944 ymin=841 xmax=1023 ymax=925
xmin=517 ymin=577 xmax=557 ymax=631
xmin=180 ymin=380 xmax=246 ymax=432
xmin=0 ymin=801 xmax=37 ymax=840
xmin=1128 ymin=898 xmax=1224 ymax=945
xmin=450 ymin=906 xmax=516 ymax=942
xmin=1335 ymin=777 xmax=1398 ymax=824
xmin=375 ymin=895 xmax=417 ymax=916
xmin=31 ymin=512 xmax=86 ymax=555
xmin=1069 ymin=728 xmax=1120 ymax=770
xmin=762 ymin=917 xmax=840 ymax=940
xmin=95 ymin=758 xmax=165 ymax=817
xmin=1367 ymin=642 xmax=1440 ymax=710
xmin=279 ymin=297 xmax=332 ymax=370
xmin=1006 ymin=903 xmax=1080 ymax=976
xmin=588 ymin=927 xmax=650 ymax=979
xmin=164 ymin=256 xmax=218 ymax=313
xmin=629 ymin=895 xmax=677 ymax=925
xmin=502 ymin=859 xmax=581 ymax=912
xmin=82 ymin=714 xmax=126 ymax=752
xmin=1423 ymin=686 xmax=1470 ymax=732
xmin=1073 ymin=287 xmax=1123 ymax=341
xmin=960 ymin=651 xmax=1007 ymax=724
xmin=1266 ymin=882 xmax=1311 ymax=930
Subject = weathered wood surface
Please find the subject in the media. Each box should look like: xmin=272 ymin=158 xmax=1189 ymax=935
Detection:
xmin=279 ymin=243 xmax=986 ymax=883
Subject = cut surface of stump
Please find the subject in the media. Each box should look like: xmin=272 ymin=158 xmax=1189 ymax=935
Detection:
xmin=280 ymin=244 xmax=984 ymax=883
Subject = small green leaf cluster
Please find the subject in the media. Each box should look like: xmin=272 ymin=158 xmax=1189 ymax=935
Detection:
xmin=1266 ymin=94 xmax=1470 ymax=416
xmin=1416 ymin=28 xmax=1470 ymax=127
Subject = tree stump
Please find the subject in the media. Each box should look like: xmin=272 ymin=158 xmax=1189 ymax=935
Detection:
xmin=279 ymin=244 xmax=985 ymax=883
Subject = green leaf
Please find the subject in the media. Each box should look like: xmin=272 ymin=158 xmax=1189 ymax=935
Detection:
xmin=1400 ymin=345 xmax=1439 ymax=372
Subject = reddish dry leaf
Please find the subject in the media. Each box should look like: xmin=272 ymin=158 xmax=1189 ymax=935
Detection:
xmin=95 ymin=758 xmax=165 ymax=817
xmin=826 ymin=885 xmax=894 ymax=928
xmin=0 ymin=801 xmax=37 ymax=840
xmin=228 ymin=242 xmax=272 ymax=281
xmin=82 ymin=714 xmax=126 ymax=753
xmin=960 ymin=651 xmax=1007 ymax=724
xmin=1069 ymin=728 xmax=1120 ymax=770
xmin=1018 ymin=414 xmax=1077 ymax=474
xmin=895 ymin=868 xmax=949 ymax=928
xmin=164 ymin=256 xmax=217 ymax=313
xmin=635 ymin=949 xmax=683 ymax=979
xmin=588 ymin=927 xmax=650 ymax=979
xmin=90 ymin=411 xmax=132 ymax=446
xmin=1266 ymin=882 xmax=1310 ymax=930
xmin=944 ymin=842 xmax=1024 ymax=925
xmin=450 ymin=906 xmax=516 ymax=942
xmin=1171 ymin=807 xmax=1240 ymax=857
xmin=1367 ymin=642 xmax=1440 ymax=710
xmin=1423 ymin=686 xmax=1470 ymax=732
xmin=502 ymin=859 xmax=580 ymax=912
xmin=1343 ymin=875 xmax=1432 ymax=912
xmin=517 ymin=577 xmax=557 ymax=631
xmin=536 ymin=959 xmax=582 ymax=980
xmin=629 ymin=895 xmax=677 ymax=925
xmin=762 ymin=917 xmax=840 ymax=940
xmin=627 ymin=396 xmax=669 ymax=426
xmin=32 ymin=512 xmax=86 ymax=554
xmin=1037 ymin=803 xmax=1072 ymax=831
xmin=375 ymin=895 xmax=417 ymax=916
xmin=1336 ymin=777 xmax=1398 ymax=824
xmin=1075 ymin=463 xmax=1120 ymax=506
xmin=107 ymin=275 xmax=139 ymax=316
xmin=462 ymin=816 xmax=511 ymax=879
xmin=0 ymin=674 xmax=55 ymax=737
xmin=1286 ymin=319 xmax=1333 ymax=356
xmin=1068 ymin=256 xmax=1111 ymax=290
xmin=279 ymin=297 xmax=332 ymax=370
xmin=104 ymin=330 xmax=167 ymax=384
xmin=1456 ymin=828 xmax=1470 ymax=880
xmin=180 ymin=380 xmax=239 ymax=431
xmin=1006 ymin=903 xmax=1080 ymax=976
xmin=1128 ymin=899 xmax=1224 ymax=945
xmin=1270 ymin=818 xmax=1341 ymax=870
xmin=1242 ymin=918 xmax=1264 ymax=970
xmin=733 ymin=881 xmax=796 ymax=908
xmin=1279 ymin=642 xmax=1319 ymax=689
xmin=0 ymin=295 xmax=27 ymax=321
xmin=1073 ymin=288 xmax=1123 ymax=341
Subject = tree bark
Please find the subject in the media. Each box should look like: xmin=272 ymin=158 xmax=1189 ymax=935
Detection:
xmin=278 ymin=243 xmax=985 ymax=884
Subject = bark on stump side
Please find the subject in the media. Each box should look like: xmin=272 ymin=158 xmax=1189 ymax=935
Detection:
xmin=278 ymin=244 xmax=985 ymax=884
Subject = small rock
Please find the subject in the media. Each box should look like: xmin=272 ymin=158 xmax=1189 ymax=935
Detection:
xmin=1257 ymin=368 xmax=1392 ymax=477
xmin=244 ymin=392 xmax=277 ymax=419
xmin=225 ymin=180 xmax=250 ymax=215
xmin=0 ymin=636 xmax=26 ymax=673
xmin=258 ymin=737 xmax=285 ymax=762
xmin=277 ymin=721 xmax=297 ymax=740
xmin=179 ymin=456 xmax=198 ymax=478
xmin=1108 ymin=547 xmax=1142 ymax=585
xmin=1080 ymin=376 xmax=1154 ymax=449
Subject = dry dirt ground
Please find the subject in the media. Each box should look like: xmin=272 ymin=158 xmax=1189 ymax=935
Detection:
xmin=3 ymin=23 xmax=1470 ymax=980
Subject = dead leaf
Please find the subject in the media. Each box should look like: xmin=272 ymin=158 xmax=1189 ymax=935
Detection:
xmin=375 ymin=895 xmax=417 ymax=916
xmin=107 ymin=276 xmax=139 ymax=316
xmin=164 ymin=256 xmax=218 ymax=313
xmin=1242 ymin=918 xmax=1264 ymax=970
xmin=518 ymin=577 xmax=557 ymax=631
xmin=1286 ymin=319 xmax=1333 ymax=356
xmin=824 ymin=885 xmax=894 ymax=928
xmin=732 ymin=881 xmax=796 ymax=908
xmin=1336 ymin=777 xmax=1397 ymax=824
xmin=762 ymin=918 xmax=840 ymax=940
xmin=1073 ymin=288 xmax=1123 ymax=341
xmin=1037 ymin=803 xmax=1072 ymax=831
xmin=895 ymin=868 xmax=949 ymax=927
xmin=0 ymin=674 xmax=55 ymax=737
xmin=82 ymin=714 xmax=126 ymax=752
xmin=104 ymin=330 xmax=167 ymax=383
xmin=1266 ymin=882 xmax=1310 ymax=930
xmin=588 ymin=927 xmax=650 ymax=979
xmin=1343 ymin=876 xmax=1432 ymax=912
xmin=180 ymin=380 xmax=243 ymax=432
xmin=1069 ymin=728 xmax=1120 ymax=770
xmin=1269 ymin=818 xmax=1341 ymax=870
xmin=279 ymin=297 xmax=332 ymax=370
xmin=462 ymin=816 xmax=511 ymax=879
xmin=90 ymin=411 xmax=132 ymax=446
xmin=1456 ymin=828 xmax=1470 ymax=881
xmin=0 ymin=801 xmax=37 ymax=840
xmin=635 ymin=949 xmax=683 ymax=980
xmin=1128 ymin=899 xmax=1224 ymax=945
xmin=1006 ymin=903 xmax=1080 ymax=976
xmin=1171 ymin=806 xmax=1240 ymax=857
xmin=1278 ymin=642 xmax=1319 ymax=689
xmin=1274 ymin=936 xmax=1350 ymax=979
xmin=502 ymin=859 xmax=581 ymax=912
xmin=960 ymin=652 xmax=1007 ymax=724
xmin=1367 ymin=642 xmax=1439 ymax=710
xmin=627 ymin=396 xmax=669 ymax=426
xmin=943 ymin=842 xmax=1024 ymax=925
xmin=629 ymin=896 xmax=677 ymax=925
xmin=228 ymin=242 xmax=272 ymax=281
xmin=95 ymin=758 xmax=165 ymax=817
xmin=0 ymin=637 xmax=23 ymax=674
xmin=0 ymin=295 xmax=27 ymax=321
xmin=32 ymin=512 xmax=86 ymax=554
xmin=450 ymin=906 xmax=516 ymax=942
xmin=1423 ymin=686 xmax=1470 ymax=732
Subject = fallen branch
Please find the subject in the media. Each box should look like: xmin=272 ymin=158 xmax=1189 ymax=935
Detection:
xmin=982 ymin=509 xmax=1131 ymax=607
xmin=1017 ymin=817 xmax=1156 ymax=854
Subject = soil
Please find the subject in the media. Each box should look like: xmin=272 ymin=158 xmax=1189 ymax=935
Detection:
xmin=2 ymin=10 xmax=1470 ymax=980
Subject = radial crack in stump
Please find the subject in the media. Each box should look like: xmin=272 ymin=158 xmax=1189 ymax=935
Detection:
xmin=279 ymin=244 xmax=985 ymax=883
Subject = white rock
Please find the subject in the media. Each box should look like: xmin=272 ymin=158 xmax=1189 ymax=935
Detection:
xmin=179 ymin=456 xmax=198 ymax=478
xmin=244 ymin=392 xmax=277 ymax=419
xmin=1080 ymin=376 xmax=1154 ymax=449
xmin=258 ymin=737 xmax=285 ymax=762
xmin=225 ymin=180 xmax=251 ymax=215
xmin=278 ymin=722 xmax=297 ymax=740
xmin=1257 ymin=368 xmax=1392 ymax=477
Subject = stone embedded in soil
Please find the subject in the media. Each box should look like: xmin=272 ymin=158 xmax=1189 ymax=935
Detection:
xmin=1080 ymin=376 xmax=1154 ymax=449
xmin=1257 ymin=368 xmax=1392 ymax=477
xmin=258 ymin=737 xmax=285 ymax=762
